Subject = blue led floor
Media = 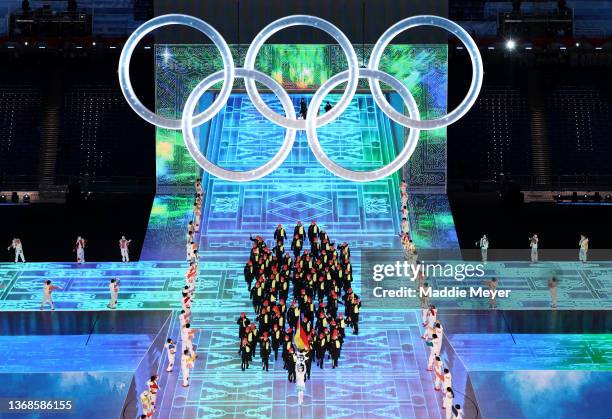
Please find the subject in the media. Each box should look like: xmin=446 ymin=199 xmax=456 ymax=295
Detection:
xmin=198 ymin=94 xmax=404 ymax=253
xmin=2 ymin=260 xmax=611 ymax=311
xmin=0 ymin=334 xmax=153 ymax=373
xmin=154 ymin=310 xmax=445 ymax=419
xmin=447 ymin=333 xmax=612 ymax=371
xmin=1 ymin=265 xmax=611 ymax=418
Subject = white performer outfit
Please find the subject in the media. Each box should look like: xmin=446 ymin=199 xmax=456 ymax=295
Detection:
xmin=420 ymin=291 xmax=429 ymax=325
xmin=433 ymin=357 xmax=444 ymax=390
xmin=408 ymin=241 xmax=417 ymax=266
xmin=146 ymin=377 xmax=159 ymax=406
xmin=75 ymin=237 xmax=86 ymax=263
xmin=182 ymin=325 xmax=196 ymax=357
xmin=8 ymin=239 xmax=25 ymax=263
xmin=529 ymin=235 xmax=539 ymax=263
xmin=435 ymin=323 xmax=444 ymax=341
xmin=179 ymin=310 xmax=190 ymax=327
xmin=444 ymin=388 xmax=454 ymax=419
xmin=401 ymin=218 xmax=409 ymax=234
xmin=477 ymin=235 xmax=489 ymax=263
xmin=427 ymin=335 xmax=442 ymax=370
xmin=422 ymin=305 xmax=436 ymax=337
xmin=443 ymin=370 xmax=453 ymax=394
xmin=296 ymin=360 xmax=307 ymax=405
xmin=108 ymin=280 xmax=119 ymax=309
xmin=140 ymin=390 xmax=154 ymax=417
xmin=579 ymin=236 xmax=588 ymax=263
xmin=181 ymin=351 xmax=192 ymax=387
xmin=165 ymin=340 xmax=177 ymax=372
xmin=186 ymin=242 xmax=195 ymax=262
xmin=41 ymin=282 xmax=58 ymax=310
xmin=119 ymin=237 xmax=131 ymax=262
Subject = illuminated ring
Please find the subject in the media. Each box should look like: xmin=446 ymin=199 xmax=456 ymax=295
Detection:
xmin=244 ymin=15 xmax=359 ymax=130
xmin=182 ymin=68 xmax=296 ymax=182
xmin=119 ymin=14 xmax=235 ymax=130
xmin=306 ymin=68 xmax=420 ymax=182
xmin=369 ymin=15 xmax=483 ymax=130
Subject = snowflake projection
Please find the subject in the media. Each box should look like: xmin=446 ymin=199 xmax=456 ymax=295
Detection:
xmin=213 ymin=197 xmax=239 ymax=213
xmin=364 ymin=197 xmax=390 ymax=215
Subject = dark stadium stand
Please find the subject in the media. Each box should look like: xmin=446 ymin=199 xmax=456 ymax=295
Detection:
xmin=449 ymin=58 xmax=612 ymax=191
xmin=57 ymin=85 xmax=151 ymax=179
xmin=449 ymin=85 xmax=532 ymax=184
xmin=547 ymin=85 xmax=612 ymax=177
xmin=0 ymin=54 xmax=154 ymax=191
xmin=0 ymin=86 xmax=42 ymax=184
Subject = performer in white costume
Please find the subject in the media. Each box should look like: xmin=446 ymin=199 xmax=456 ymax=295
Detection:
xmin=443 ymin=387 xmax=454 ymax=419
xmin=41 ymin=280 xmax=62 ymax=310
xmin=165 ymin=338 xmax=177 ymax=372
xmin=119 ymin=236 xmax=132 ymax=262
xmin=181 ymin=349 xmax=193 ymax=387
xmin=295 ymin=356 xmax=307 ymax=405
xmin=433 ymin=356 xmax=444 ymax=391
xmin=579 ymin=234 xmax=589 ymax=263
xmin=108 ymin=278 xmax=119 ymax=309
xmin=74 ymin=236 xmax=87 ymax=263
xmin=477 ymin=234 xmax=489 ymax=263
xmin=529 ymin=234 xmax=539 ymax=263
xmin=7 ymin=238 xmax=25 ymax=263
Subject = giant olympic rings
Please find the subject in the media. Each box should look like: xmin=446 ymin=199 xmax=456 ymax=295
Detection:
xmin=119 ymin=13 xmax=483 ymax=182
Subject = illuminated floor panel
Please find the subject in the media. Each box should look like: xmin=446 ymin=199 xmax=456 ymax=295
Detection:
xmin=199 ymin=94 xmax=404 ymax=252
xmin=155 ymin=311 xmax=444 ymax=419
xmin=1 ymin=269 xmax=610 ymax=418
xmin=141 ymin=195 xmax=198 ymax=261
xmin=447 ymin=333 xmax=612 ymax=371
xmin=1 ymin=261 xmax=612 ymax=310
xmin=0 ymin=334 xmax=154 ymax=372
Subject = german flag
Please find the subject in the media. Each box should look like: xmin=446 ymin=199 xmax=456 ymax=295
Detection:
xmin=294 ymin=318 xmax=310 ymax=351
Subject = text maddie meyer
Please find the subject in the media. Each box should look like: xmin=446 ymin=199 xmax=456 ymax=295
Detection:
xmin=371 ymin=286 xmax=511 ymax=299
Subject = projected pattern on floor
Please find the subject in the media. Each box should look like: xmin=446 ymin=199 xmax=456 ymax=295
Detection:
xmin=1 ymin=261 xmax=611 ymax=310
xmin=447 ymin=333 xmax=612 ymax=371
xmin=2 ymin=262 xmax=612 ymax=418
xmin=199 ymin=93 xmax=402 ymax=251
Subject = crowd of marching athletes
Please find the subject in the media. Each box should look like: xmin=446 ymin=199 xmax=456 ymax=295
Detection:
xmin=237 ymin=221 xmax=362 ymax=386
xmin=139 ymin=178 xmax=204 ymax=418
